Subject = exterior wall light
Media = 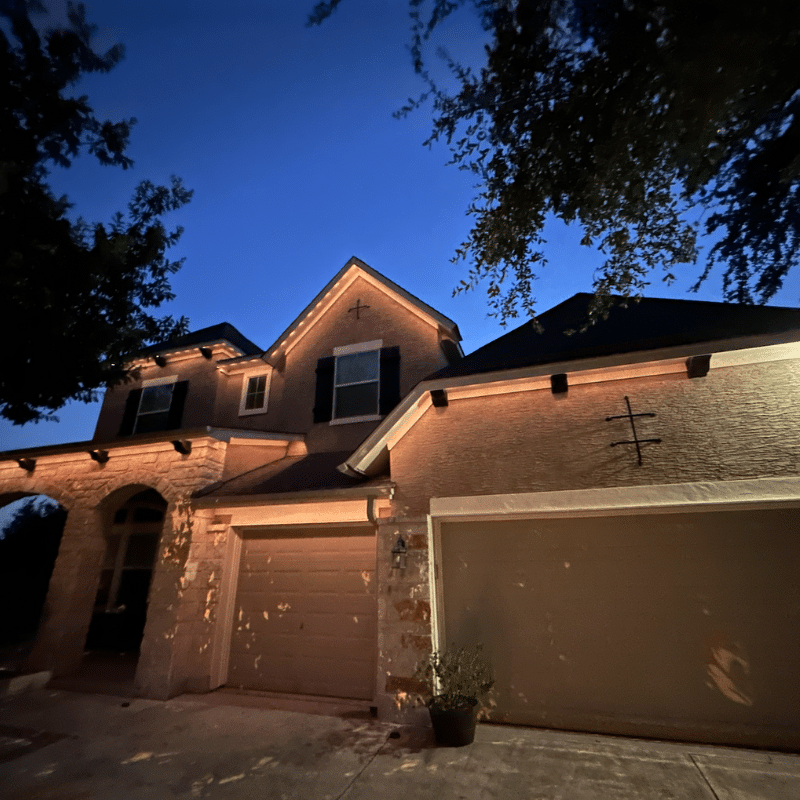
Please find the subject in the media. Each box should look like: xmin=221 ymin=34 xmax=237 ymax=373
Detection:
xmin=391 ymin=536 xmax=408 ymax=570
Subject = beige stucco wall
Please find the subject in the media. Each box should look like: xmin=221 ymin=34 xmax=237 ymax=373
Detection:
xmin=372 ymin=354 xmax=800 ymax=727
xmin=233 ymin=275 xmax=453 ymax=453
xmin=389 ymin=358 xmax=800 ymax=517
xmin=93 ymin=354 xmax=222 ymax=441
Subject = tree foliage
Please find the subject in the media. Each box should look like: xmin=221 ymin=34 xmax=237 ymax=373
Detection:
xmin=311 ymin=0 xmax=800 ymax=324
xmin=1 ymin=0 xmax=191 ymax=425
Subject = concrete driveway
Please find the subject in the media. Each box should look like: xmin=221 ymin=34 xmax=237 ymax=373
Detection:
xmin=2 ymin=687 xmax=799 ymax=799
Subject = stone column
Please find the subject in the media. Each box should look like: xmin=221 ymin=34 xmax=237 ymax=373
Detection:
xmin=26 ymin=505 xmax=105 ymax=676
xmin=375 ymin=517 xmax=433 ymax=723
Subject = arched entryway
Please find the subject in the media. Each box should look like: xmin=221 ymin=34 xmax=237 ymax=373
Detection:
xmin=85 ymin=489 xmax=166 ymax=655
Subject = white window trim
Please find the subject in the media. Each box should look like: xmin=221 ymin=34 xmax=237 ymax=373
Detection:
xmin=238 ymin=369 xmax=272 ymax=416
xmin=141 ymin=374 xmax=178 ymax=388
xmin=331 ymin=340 xmax=383 ymax=424
xmin=333 ymin=339 xmax=383 ymax=356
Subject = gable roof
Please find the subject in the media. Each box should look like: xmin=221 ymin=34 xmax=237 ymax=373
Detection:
xmin=429 ymin=293 xmax=800 ymax=381
xmin=250 ymin=256 xmax=461 ymax=362
xmin=342 ymin=292 xmax=800 ymax=478
xmin=137 ymin=322 xmax=262 ymax=358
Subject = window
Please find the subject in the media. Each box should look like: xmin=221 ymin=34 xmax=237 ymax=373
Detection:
xmin=118 ymin=376 xmax=189 ymax=436
xmin=86 ymin=490 xmax=165 ymax=652
xmin=313 ymin=341 xmax=401 ymax=424
xmin=238 ymin=370 xmax=271 ymax=416
xmin=136 ymin=380 xmax=175 ymax=433
xmin=334 ymin=348 xmax=380 ymax=419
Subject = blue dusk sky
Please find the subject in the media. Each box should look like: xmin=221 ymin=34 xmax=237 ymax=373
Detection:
xmin=1 ymin=0 xmax=798 ymax=453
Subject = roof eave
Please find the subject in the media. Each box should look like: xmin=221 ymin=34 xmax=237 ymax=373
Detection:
xmin=343 ymin=329 xmax=800 ymax=478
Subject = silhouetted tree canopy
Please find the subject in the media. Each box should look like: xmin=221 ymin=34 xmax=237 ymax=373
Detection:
xmin=1 ymin=0 xmax=191 ymax=425
xmin=310 ymin=0 xmax=800 ymax=324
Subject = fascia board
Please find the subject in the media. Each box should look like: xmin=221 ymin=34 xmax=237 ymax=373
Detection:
xmin=193 ymin=483 xmax=394 ymax=509
xmin=262 ymin=260 xmax=461 ymax=361
xmin=0 ymin=427 xmax=304 ymax=461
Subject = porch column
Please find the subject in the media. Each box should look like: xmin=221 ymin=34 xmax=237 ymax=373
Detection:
xmin=26 ymin=505 xmax=105 ymax=675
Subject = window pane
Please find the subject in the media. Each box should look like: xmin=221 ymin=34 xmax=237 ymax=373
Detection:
xmin=103 ymin=535 xmax=122 ymax=570
xmin=335 ymin=382 xmax=379 ymax=418
xmin=134 ymin=410 xmax=170 ymax=433
xmin=336 ymin=350 xmax=379 ymax=386
xmin=132 ymin=506 xmax=164 ymax=523
xmin=245 ymin=374 xmax=267 ymax=410
xmin=139 ymin=384 xmax=174 ymax=414
xmin=124 ymin=533 xmax=159 ymax=568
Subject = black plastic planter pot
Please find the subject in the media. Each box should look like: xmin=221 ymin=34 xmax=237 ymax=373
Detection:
xmin=428 ymin=697 xmax=478 ymax=747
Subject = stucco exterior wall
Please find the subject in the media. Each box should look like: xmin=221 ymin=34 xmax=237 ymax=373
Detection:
xmin=371 ymin=355 xmax=800 ymax=724
xmin=93 ymin=355 xmax=222 ymax=441
xmin=389 ymin=358 xmax=800 ymax=517
xmin=261 ymin=275 xmax=452 ymax=453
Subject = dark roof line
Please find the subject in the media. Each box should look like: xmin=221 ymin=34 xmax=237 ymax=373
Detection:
xmin=428 ymin=293 xmax=800 ymax=381
xmin=137 ymin=322 xmax=262 ymax=358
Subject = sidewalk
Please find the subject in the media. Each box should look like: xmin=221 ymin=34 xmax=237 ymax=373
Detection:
xmin=2 ymin=687 xmax=799 ymax=799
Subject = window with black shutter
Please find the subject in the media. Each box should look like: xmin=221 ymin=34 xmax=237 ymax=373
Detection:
xmin=313 ymin=341 xmax=401 ymax=424
xmin=118 ymin=378 xmax=188 ymax=435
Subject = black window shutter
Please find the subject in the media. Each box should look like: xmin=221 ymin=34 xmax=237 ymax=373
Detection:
xmin=379 ymin=346 xmax=401 ymax=415
xmin=167 ymin=381 xmax=189 ymax=430
xmin=119 ymin=389 xmax=142 ymax=436
xmin=313 ymin=356 xmax=335 ymax=422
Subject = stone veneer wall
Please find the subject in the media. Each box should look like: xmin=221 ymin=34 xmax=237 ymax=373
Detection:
xmin=0 ymin=438 xmax=231 ymax=699
xmin=375 ymin=516 xmax=433 ymax=722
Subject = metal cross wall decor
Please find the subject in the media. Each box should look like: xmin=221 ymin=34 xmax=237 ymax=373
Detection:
xmin=348 ymin=299 xmax=370 ymax=319
xmin=606 ymin=396 xmax=661 ymax=466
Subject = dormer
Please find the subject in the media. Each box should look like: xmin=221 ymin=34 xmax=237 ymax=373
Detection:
xmin=92 ymin=323 xmax=262 ymax=441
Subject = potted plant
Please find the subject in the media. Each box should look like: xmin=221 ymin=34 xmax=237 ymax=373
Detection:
xmin=414 ymin=644 xmax=494 ymax=747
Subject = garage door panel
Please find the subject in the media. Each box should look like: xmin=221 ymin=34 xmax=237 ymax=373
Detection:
xmin=441 ymin=509 xmax=800 ymax=748
xmin=229 ymin=528 xmax=376 ymax=700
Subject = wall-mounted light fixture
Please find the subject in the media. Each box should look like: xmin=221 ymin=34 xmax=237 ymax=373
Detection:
xmin=88 ymin=449 xmax=110 ymax=464
xmin=199 ymin=347 xmax=213 ymax=360
xmin=172 ymin=440 xmax=192 ymax=455
xmin=154 ymin=355 xmax=167 ymax=367
xmin=16 ymin=458 xmax=36 ymax=472
xmin=430 ymin=389 xmax=448 ymax=408
xmin=550 ymin=373 xmax=569 ymax=394
xmin=391 ymin=536 xmax=408 ymax=570
xmin=686 ymin=354 xmax=711 ymax=379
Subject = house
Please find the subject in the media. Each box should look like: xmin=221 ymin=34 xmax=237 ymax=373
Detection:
xmin=1 ymin=258 xmax=799 ymax=751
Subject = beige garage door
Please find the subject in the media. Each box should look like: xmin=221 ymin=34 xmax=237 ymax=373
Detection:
xmin=440 ymin=509 xmax=800 ymax=749
xmin=229 ymin=527 xmax=376 ymax=700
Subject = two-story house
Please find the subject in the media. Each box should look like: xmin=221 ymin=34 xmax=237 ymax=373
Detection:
xmin=1 ymin=257 xmax=799 ymax=751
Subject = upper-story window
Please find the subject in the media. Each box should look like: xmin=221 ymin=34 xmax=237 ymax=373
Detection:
xmin=119 ymin=375 xmax=188 ymax=436
xmin=334 ymin=346 xmax=380 ymax=419
xmin=239 ymin=370 xmax=271 ymax=416
xmin=136 ymin=378 xmax=176 ymax=433
xmin=313 ymin=340 xmax=401 ymax=425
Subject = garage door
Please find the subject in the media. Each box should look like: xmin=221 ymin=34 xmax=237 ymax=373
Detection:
xmin=229 ymin=527 xmax=376 ymax=700
xmin=440 ymin=509 xmax=800 ymax=749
